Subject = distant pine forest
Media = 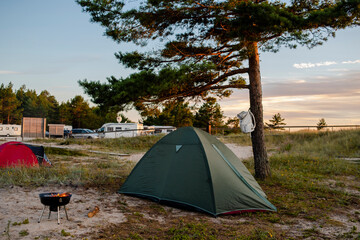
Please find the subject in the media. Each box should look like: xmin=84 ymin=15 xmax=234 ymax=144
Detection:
xmin=0 ymin=83 xmax=238 ymax=130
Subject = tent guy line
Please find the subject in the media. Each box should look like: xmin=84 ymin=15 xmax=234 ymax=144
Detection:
xmin=21 ymin=142 xmax=130 ymax=157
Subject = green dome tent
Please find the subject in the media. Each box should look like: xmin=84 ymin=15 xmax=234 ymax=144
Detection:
xmin=119 ymin=127 xmax=276 ymax=216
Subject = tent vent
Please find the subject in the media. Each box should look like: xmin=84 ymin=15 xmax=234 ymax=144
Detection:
xmin=176 ymin=145 xmax=182 ymax=152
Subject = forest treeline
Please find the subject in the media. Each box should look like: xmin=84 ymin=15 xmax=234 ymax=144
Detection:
xmin=0 ymin=83 xmax=118 ymax=129
xmin=0 ymin=83 xmax=239 ymax=130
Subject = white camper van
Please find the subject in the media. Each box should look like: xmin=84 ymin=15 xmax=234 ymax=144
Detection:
xmin=152 ymin=126 xmax=176 ymax=134
xmin=0 ymin=124 xmax=21 ymax=137
xmin=98 ymin=123 xmax=146 ymax=138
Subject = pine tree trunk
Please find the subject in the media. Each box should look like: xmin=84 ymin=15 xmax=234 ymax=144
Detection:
xmin=248 ymin=42 xmax=271 ymax=180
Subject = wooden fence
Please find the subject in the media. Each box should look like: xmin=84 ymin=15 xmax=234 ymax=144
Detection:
xmin=265 ymin=125 xmax=360 ymax=132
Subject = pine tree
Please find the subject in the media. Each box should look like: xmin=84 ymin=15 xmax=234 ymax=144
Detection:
xmin=194 ymin=98 xmax=224 ymax=129
xmin=317 ymin=118 xmax=327 ymax=130
xmin=142 ymin=100 xmax=194 ymax=127
xmin=77 ymin=0 xmax=360 ymax=179
xmin=0 ymin=83 xmax=22 ymax=124
xmin=266 ymin=113 xmax=287 ymax=130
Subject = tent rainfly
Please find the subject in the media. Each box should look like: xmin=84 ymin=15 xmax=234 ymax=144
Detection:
xmin=119 ymin=127 xmax=276 ymax=216
xmin=0 ymin=141 xmax=51 ymax=168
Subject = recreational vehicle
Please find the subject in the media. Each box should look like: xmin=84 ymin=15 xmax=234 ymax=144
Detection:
xmin=98 ymin=123 xmax=146 ymax=138
xmin=152 ymin=126 xmax=176 ymax=134
xmin=0 ymin=124 xmax=21 ymax=137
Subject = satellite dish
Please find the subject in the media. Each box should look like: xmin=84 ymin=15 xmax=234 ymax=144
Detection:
xmin=117 ymin=112 xmax=122 ymax=123
xmin=116 ymin=116 xmax=122 ymax=123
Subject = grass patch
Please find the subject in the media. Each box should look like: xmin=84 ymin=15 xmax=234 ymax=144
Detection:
xmin=91 ymin=135 xmax=163 ymax=152
xmin=168 ymin=221 xmax=218 ymax=240
xmin=94 ymin=215 xmax=279 ymax=240
xmin=218 ymin=133 xmax=252 ymax=146
xmin=32 ymin=134 xmax=164 ymax=154
xmin=267 ymin=129 xmax=360 ymax=158
xmin=12 ymin=218 xmax=29 ymax=226
xmin=60 ymin=229 xmax=71 ymax=237
xmin=255 ymin=157 xmax=359 ymax=220
xmin=237 ymin=129 xmax=360 ymax=237
xmin=302 ymin=226 xmax=320 ymax=238
xmin=149 ymin=204 xmax=167 ymax=214
xmin=0 ymin=158 xmax=135 ymax=190
xmin=44 ymin=147 xmax=86 ymax=156
xmin=222 ymin=129 xmax=360 ymax=158
xmin=19 ymin=229 xmax=29 ymax=237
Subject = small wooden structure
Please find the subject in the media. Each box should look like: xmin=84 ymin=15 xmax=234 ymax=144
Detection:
xmin=22 ymin=117 xmax=46 ymax=139
xmin=48 ymin=124 xmax=65 ymax=138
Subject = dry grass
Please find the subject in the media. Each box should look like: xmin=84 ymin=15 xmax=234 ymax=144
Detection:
xmin=31 ymin=134 xmax=163 ymax=154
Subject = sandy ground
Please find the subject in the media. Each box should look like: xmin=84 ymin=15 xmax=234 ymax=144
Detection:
xmin=0 ymin=144 xmax=253 ymax=240
xmin=0 ymin=186 xmax=126 ymax=240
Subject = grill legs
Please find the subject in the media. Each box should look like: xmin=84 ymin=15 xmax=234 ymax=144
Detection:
xmin=38 ymin=205 xmax=46 ymax=223
xmin=64 ymin=206 xmax=69 ymax=220
xmin=57 ymin=206 xmax=60 ymax=225
xmin=38 ymin=206 xmax=70 ymax=224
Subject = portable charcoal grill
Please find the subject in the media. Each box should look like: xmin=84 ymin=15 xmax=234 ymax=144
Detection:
xmin=38 ymin=192 xmax=72 ymax=225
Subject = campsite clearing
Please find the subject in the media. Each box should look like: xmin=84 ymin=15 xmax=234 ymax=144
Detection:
xmin=1 ymin=130 xmax=360 ymax=239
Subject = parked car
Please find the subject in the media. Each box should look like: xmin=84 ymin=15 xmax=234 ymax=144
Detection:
xmin=70 ymin=128 xmax=99 ymax=139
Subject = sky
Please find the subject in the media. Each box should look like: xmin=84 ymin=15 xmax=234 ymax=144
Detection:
xmin=0 ymin=0 xmax=359 ymax=126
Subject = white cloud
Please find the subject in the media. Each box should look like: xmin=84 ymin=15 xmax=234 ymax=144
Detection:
xmin=293 ymin=59 xmax=360 ymax=69
xmin=294 ymin=80 xmax=306 ymax=83
xmin=317 ymin=61 xmax=337 ymax=67
xmin=293 ymin=63 xmax=316 ymax=69
xmin=342 ymin=60 xmax=360 ymax=64
xmin=0 ymin=70 xmax=18 ymax=74
xmin=293 ymin=61 xmax=337 ymax=69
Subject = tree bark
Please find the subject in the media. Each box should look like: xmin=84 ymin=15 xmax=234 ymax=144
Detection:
xmin=248 ymin=42 xmax=271 ymax=180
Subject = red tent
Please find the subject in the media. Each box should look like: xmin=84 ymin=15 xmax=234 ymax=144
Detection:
xmin=0 ymin=141 xmax=51 ymax=168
